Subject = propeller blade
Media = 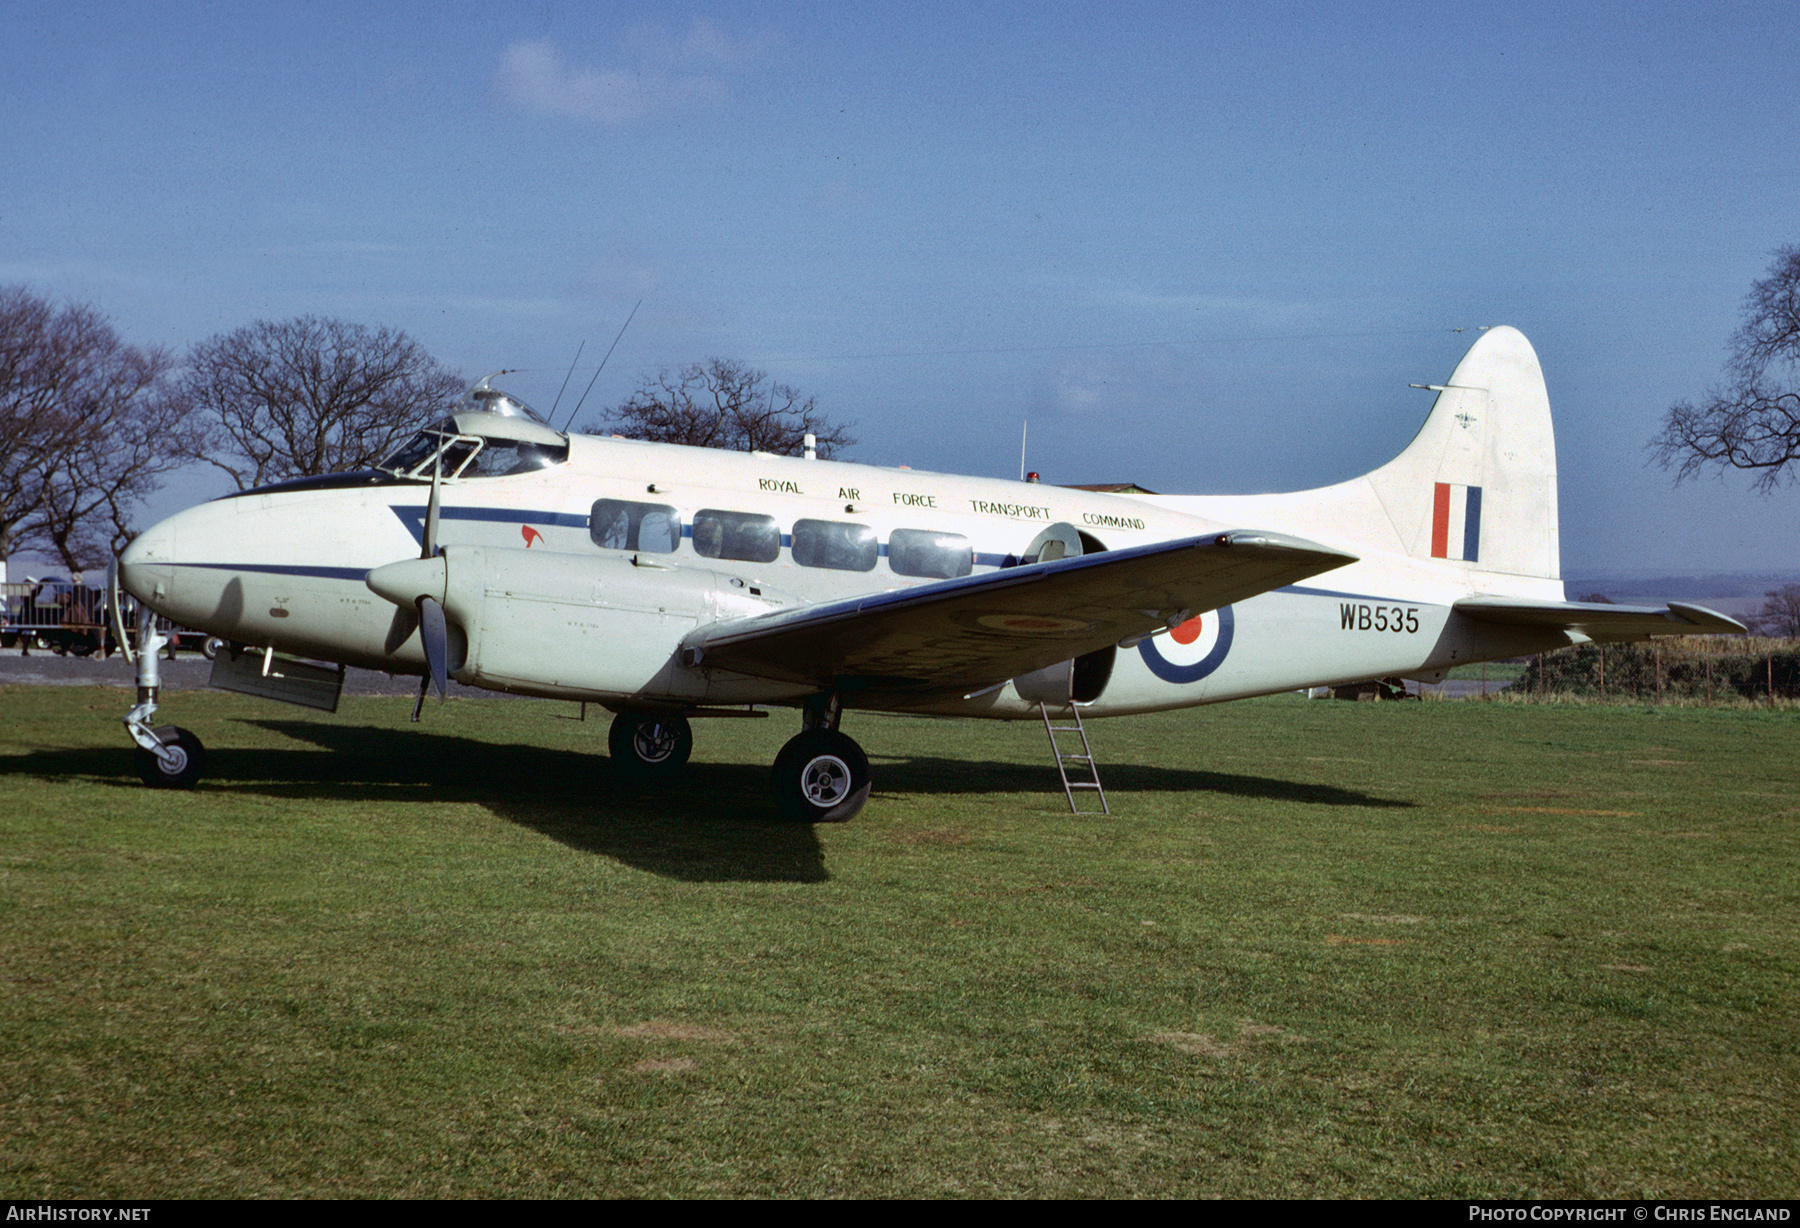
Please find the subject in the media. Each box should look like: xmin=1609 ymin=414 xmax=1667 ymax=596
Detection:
xmin=418 ymin=595 xmax=448 ymax=698
xmin=383 ymin=604 xmax=420 ymax=656
xmin=422 ymin=450 xmax=443 ymax=559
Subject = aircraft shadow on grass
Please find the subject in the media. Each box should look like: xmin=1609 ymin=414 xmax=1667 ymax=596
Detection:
xmin=869 ymin=752 xmax=1413 ymax=810
xmin=247 ymin=718 xmax=1415 ymax=813
xmin=8 ymin=716 xmax=1410 ymax=884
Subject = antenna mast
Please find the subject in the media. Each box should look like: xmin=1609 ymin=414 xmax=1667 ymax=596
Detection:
xmin=560 ymin=298 xmax=642 ymax=432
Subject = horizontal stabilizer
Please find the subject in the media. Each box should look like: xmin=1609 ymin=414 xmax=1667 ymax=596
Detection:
xmin=684 ymin=530 xmax=1356 ymax=691
xmin=1454 ymin=596 xmax=1746 ymax=641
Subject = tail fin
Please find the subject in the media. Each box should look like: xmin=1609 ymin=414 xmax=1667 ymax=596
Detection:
xmin=1361 ymin=326 xmax=1559 ymax=580
xmin=1153 ymin=326 xmax=1561 ymax=584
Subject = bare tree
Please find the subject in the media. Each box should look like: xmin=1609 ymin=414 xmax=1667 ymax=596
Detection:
xmin=0 ymin=286 xmax=195 ymax=576
xmin=35 ymin=361 xmax=205 ymax=571
xmin=1652 ymin=246 xmax=1800 ymax=490
xmin=1754 ymin=585 xmax=1800 ymax=638
xmin=181 ymin=316 xmax=464 ymax=490
xmin=589 ymin=359 xmax=853 ymax=458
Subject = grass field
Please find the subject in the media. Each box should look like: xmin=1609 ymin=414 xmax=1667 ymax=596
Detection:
xmin=2 ymin=685 xmax=1796 ymax=1198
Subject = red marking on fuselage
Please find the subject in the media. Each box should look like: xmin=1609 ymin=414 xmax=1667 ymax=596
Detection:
xmin=1170 ymin=615 xmax=1204 ymax=645
xmin=521 ymin=524 xmax=544 ymax=548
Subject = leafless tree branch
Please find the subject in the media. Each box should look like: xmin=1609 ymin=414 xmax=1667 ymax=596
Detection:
xmin=587 ymin=359 xmax=854 ymax=458
xmin=1653 ymin=245 xmax=1800 ymax=490
xmin=179 ymin=316 xmax=464 ymax=490
xmin=0 ymin=286 xmax=195 ymax=574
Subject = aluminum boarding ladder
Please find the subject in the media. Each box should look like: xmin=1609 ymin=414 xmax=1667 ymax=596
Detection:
xmin=1039 ymin=702 xmax=1109 ymax=815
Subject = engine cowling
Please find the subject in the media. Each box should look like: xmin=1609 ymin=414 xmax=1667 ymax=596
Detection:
xmin=368 ymin=546 xmax=786 ymax=701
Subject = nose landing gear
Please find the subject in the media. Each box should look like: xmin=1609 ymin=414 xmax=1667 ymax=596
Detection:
xmin=121 ymin=602 xmax=206 ymax=789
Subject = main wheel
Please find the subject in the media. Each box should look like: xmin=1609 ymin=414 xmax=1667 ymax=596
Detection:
xmin=608 ymin=712 xmax=693 ymax=778
xmin=135 ymin=726 xmax=206 ymax=789
xmin=770 ymin=730 xmax=872 ymax=823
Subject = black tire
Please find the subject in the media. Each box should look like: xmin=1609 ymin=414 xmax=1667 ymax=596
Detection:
xmin=608 ymin=712 xmax=693 ymax=778
xmin=770 ymin=730 xmax=872 ymax=823
xmin=202 ymin=636 xmax=225 ymax=661
xmin=135 ymin=726 xmax=206 ymax=789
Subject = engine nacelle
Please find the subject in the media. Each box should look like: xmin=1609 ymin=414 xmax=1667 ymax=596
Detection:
xmin=373 ymin=546 xmax=787 ymax=702
xmin=1009 ymin=522 xmax=1115 ymax=708
xmin=1011 ymin=646 xmax=1117 ymax=708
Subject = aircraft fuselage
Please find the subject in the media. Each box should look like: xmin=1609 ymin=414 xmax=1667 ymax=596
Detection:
xmin=117 ymin=430 xmax=1568 ymax=721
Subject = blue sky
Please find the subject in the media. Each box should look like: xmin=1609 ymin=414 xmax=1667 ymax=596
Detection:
xmin=6 ymin=1 xmax=1796 ymax=576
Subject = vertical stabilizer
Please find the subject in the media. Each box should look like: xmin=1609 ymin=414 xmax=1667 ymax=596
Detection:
xmin=1363 ymin=326 xmax=1560 ymax=580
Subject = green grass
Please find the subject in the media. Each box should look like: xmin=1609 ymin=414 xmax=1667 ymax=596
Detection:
xmin=1445 ymin=660 xmax=1526 ymax=681
xmin=2 ymin=686 xmax=1796 ymax=1197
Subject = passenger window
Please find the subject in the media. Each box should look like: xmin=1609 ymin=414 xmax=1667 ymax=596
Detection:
xmin=692 ymin=509 xmax=781 ymax=563
xmin=888 ymin=528 xmax=973 ymax=579
xmin=791 ymin=519 xmax=878 ymax=572
xmin=590 ymin=499 xmax=680 ymax=553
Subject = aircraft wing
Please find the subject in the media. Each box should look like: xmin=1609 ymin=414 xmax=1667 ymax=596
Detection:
xmin=683 ymin=531 xmax=1355 ymax=690
xmin=1454 ymin=596 xmax=1746 ymax=641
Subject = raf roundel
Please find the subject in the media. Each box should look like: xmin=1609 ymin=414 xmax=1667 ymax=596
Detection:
xmin=1137 ymin=605 xmax=1235 ymax=684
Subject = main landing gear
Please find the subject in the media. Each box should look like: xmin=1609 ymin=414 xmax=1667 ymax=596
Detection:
xmin=608 ymin=712 xmax=694 ymax=779
xmin=769 ymin=728 xmax=871 ymax=823
xmin=769 ymin=691 xmax=870 ymax=823
xmin=607 ymin=692 xmax=873 ymax=823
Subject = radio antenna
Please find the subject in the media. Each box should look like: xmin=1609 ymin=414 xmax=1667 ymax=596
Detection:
xmin=548 ymin=340 xmax=586 ymax=421
xmin=561 ymin=298 xmax=642 ymax=432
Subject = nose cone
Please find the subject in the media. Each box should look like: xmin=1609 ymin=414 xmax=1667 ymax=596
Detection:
xmin=117 ymin=513 xmax=179 ymax=606
xmin=366 ymin=555 xmax=448 ymax=609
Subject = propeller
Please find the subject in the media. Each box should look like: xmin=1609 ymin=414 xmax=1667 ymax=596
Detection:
xmin=413 ymin=452 xmax=448 ymax=718
xmin=366 ymin=440 xmax=453 ymax=721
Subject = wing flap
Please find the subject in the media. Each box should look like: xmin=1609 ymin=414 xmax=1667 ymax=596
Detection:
xmin=685 ymin=530 xmax=1355 ymax=690
xmin=1455 ymin=596 xmax=1746 ymax=640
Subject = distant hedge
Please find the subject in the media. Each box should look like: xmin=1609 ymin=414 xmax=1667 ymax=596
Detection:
xmin=1516 ymin=638 xmax=1800 ymax=701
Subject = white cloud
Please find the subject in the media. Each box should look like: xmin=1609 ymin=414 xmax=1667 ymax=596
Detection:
xmin=621 ymin=17 xmax=779 ymax=68
xmin=495 ymin=22 xmax=777 ymax=126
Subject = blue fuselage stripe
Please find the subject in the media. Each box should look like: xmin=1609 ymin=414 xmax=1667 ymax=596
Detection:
xmin=168 ymin=562 xmax=372 ymax=581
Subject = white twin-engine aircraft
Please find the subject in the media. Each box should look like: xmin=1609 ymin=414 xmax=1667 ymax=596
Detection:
xmin=111 ymin=326 xmax=1741 ymax=820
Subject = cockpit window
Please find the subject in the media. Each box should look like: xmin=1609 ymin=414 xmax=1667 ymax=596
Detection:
xmin=377 ymin=382 xmax=570 ymax=480
xmin=379 ymin=426 xmax=453 ymax=476
xmin=459 ymin=439 xmax=564 ymax=477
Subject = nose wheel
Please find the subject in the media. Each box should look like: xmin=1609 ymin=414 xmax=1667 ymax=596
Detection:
xmin=135 ymin=726 xmax=207 ymax=789
xmin=771 ymin=729 xmax=871 ymax=823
